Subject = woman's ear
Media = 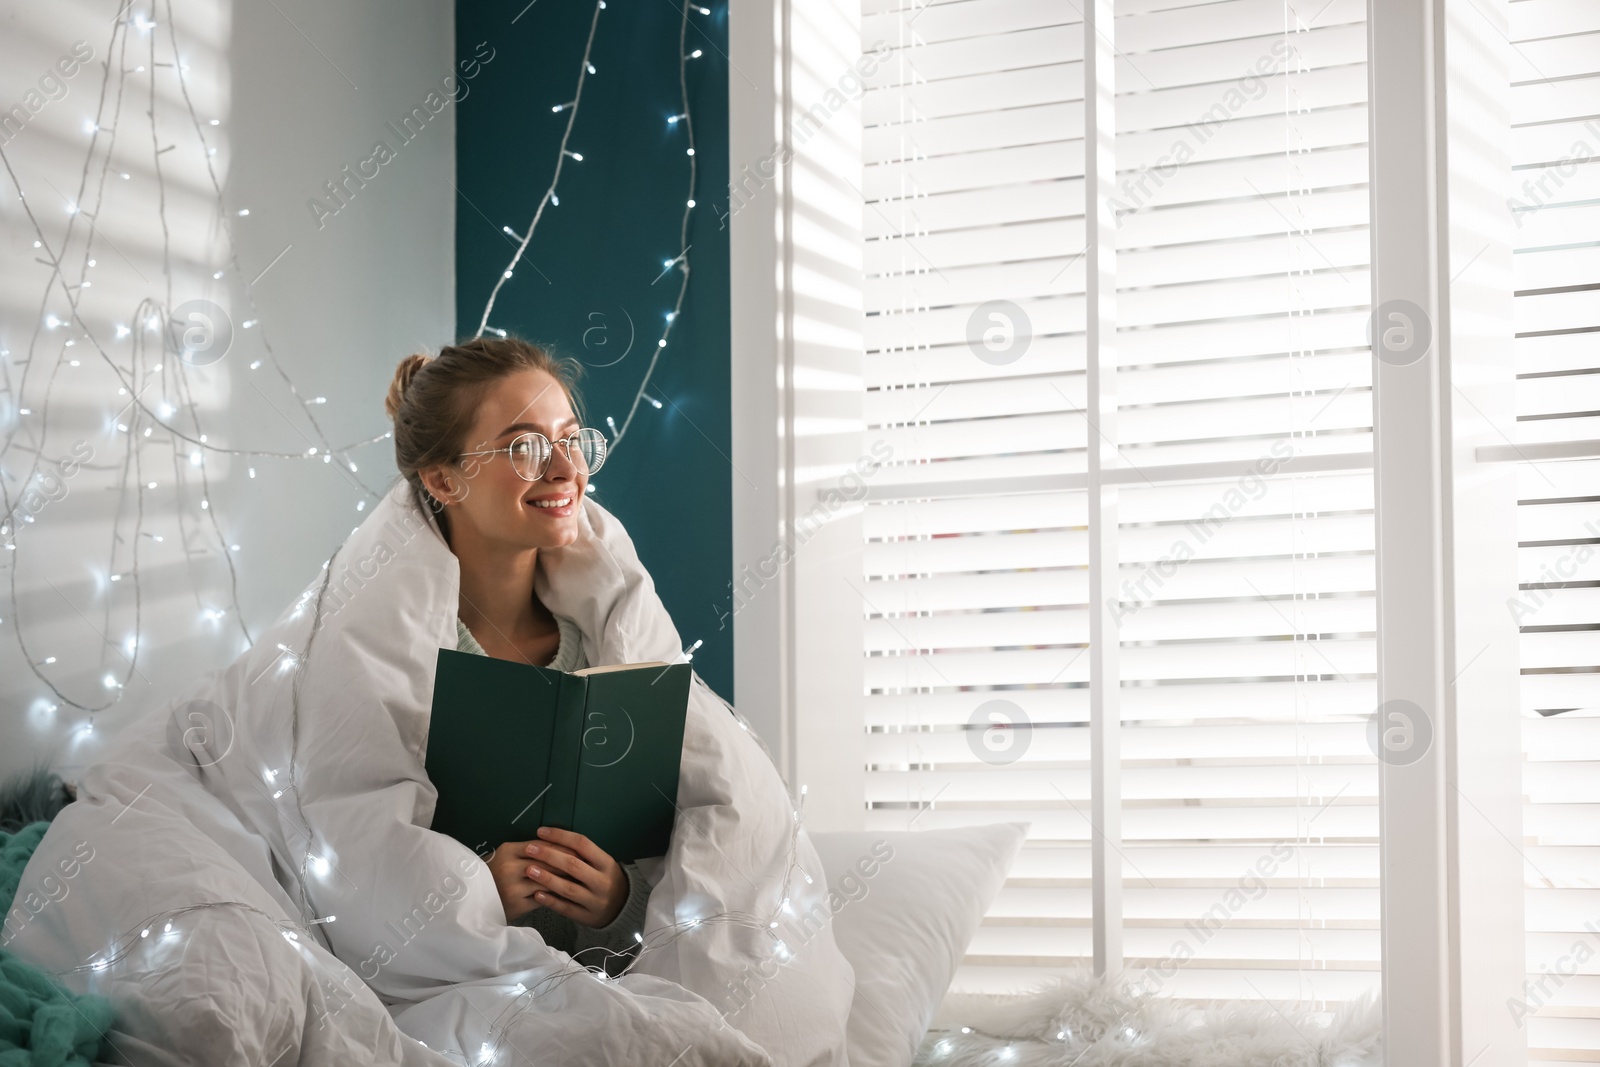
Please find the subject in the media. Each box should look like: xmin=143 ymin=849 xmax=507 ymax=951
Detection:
xmin=419 ymin=465 xmax=465 ymax=507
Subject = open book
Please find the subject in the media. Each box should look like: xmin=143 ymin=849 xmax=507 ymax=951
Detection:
xmin=425 ymin=648 xmax=692 ymax=862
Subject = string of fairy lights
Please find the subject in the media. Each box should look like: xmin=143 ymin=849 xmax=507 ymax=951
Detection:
xmin=474 ymin=0 xmax=704 ymax=451
xmin=2 ymin=0 xmax=707 ymax=723
xmin=0 ymin=0 xmax=393 ymax=723
xmin=3 ymin=1 xmax=822 ymax=1057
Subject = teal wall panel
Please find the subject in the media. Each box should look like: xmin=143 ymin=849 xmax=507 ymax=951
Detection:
xmin=455 ymin=1 xmax=734 ymax=698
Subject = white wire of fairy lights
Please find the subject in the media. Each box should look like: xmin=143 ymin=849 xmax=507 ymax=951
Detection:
xmin=472 ymin=0 xmax=604 ymax=340
xmin=608 ymin=3 xmax=700 ymax=450
xmin=0 ymin=0 xmax=391 ymax=716
xmin=265 ymin=494 xmax=815 ymax=1047
xmin=471 ymin=786 xmax=816 ymax=1062
xmin=473 ymin=0 xmax=705 ymax=455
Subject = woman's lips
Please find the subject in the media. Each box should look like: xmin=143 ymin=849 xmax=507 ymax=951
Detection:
xmin=526 ymin=494 xmax=575 ymax=517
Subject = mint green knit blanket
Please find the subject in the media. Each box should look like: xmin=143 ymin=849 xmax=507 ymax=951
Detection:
xmin=0 ymin=822 xmax=114 ymax=1066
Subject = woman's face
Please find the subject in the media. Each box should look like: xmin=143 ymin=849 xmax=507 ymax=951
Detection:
xmin=422 ymin=368 xmax=587 ymax=550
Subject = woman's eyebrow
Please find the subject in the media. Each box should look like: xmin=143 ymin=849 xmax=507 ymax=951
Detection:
xmin=497 ymin=417 xmax=579 ymax=438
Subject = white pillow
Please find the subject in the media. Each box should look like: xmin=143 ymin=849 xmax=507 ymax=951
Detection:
xmin=809 ymin=823 xmax=1028 ymax=1067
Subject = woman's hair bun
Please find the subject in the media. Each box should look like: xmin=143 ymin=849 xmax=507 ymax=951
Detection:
xmin=385 ymin=353 xmax=431 ymax=421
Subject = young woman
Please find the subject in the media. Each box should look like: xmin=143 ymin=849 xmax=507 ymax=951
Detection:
xmin=384 ymin=336 xmax=648 ymax=972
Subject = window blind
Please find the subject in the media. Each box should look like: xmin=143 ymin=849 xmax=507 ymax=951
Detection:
xmin=1108 ymin=0 xmax=1374 ymax=1005
xmin=859 ymin=0 xmax=1379 ymax=1007
xmin=1507 ymin=1 xmax=1600 ymax=1061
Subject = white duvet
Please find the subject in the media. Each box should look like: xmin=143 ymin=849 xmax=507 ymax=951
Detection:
xmin=7 ymin=482 xmax=854 ymax=1066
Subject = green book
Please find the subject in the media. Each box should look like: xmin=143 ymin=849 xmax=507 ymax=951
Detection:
xmin=426 ymin=648 xmax=692 ymax=863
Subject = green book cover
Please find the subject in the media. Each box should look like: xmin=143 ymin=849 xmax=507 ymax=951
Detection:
xmin=426 ymin=647 xmax=692 ymax=863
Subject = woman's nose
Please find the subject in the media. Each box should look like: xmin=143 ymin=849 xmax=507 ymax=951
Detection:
xmin=545 ymin=441 xmax=579 ymax=479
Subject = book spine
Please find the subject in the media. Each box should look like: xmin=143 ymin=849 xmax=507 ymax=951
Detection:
xmin=542 ymin=674 xmax=586 ymax=832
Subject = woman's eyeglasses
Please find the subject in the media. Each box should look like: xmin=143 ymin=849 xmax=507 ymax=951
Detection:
xmin=457 ymin=427 xmax=608 ymax=482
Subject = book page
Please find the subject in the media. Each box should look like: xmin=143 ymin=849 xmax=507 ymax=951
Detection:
xmin=570 ymin=660 xmax=670 ymax=677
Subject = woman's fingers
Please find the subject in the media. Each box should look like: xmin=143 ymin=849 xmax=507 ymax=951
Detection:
xmin=486 ymin=841 xmax=547 ymax=921
xmin=525 ymin=838 xmax=604 ymax=892
xmin=526 ymin=862 xmax=598 ymax=910
xmin=537 ymin=825 xmax=611 ymax=870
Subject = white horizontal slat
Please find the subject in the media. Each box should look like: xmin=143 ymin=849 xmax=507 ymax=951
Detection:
xmin=1119 ymin=229 xmax=1371 ymax=290
xmin=865 ymin=139 xmax=1082 ymax=199
xmin=871 ymin=411 xmax=1071 ymax=463
xmin=1517 ymin=457 xmax=1600 ymax=501
xmin=1518 ymin=500 xmax=1600 ymax=544
xmin=1112 ymin=145 xmax=1369 ymax=216
xmin=863 ymin=101 xmax=1081 ymax=165
xmin=1120 ymin=470 xmax=1373 ymax=522
xmin=862 ymin=25 xmax=1080 ymax=88
xmin=863 ymin=178 xmax=1079 ymax=238
xmin=1119 ymin=0 xmax=1365 ymax=53
xmin=1519 ymin=371 xmax=1600 ymax=420
xmin=1511 ymin=0 xmax=1600 ymax=41
xmin=1516 ymin=331 xmax=1600 ymax=379
xmin=1122 ymin=512 xmax=1374 ymax=563
xmin=863 ymin=636 xmax=1377 ymax=690
xmin=864 ymin=594 xmax=1377 ymax=653
xmin=1524 ymin=676 xmax=1600 ymax=717
xmin=1118 ymin=103 xmax=1368 ymax=176
xmin=1121 ymin=351 xmax=1370 ymax=406
xmin=862 ymin=570 xmax=1079 ymax=616
xmin=865 ymin=491 xmax=1078 ymax=538
xmin=866 ymin=216 xmax=1082 ymax=275
xmin=1509 ymin=31 xmax=1600 ymax=83
xmin=865 ymin=333 xmax=1084 ymax=387
xmin=865 ymin=370 xmax=1077 ymax=423
xmin=862 ymin=801 xmax=1377 ymax=843
xmin=862 ymin=0 xmax=1071 ymax=49
xmin=1512 ymin=73 xmax=1600 ymax=128
xmin=867 ymin=720 xmax=1374 ymax=764
xmin=1511 ymin=201 xmax=1600 ymax=251
xmin=1526 ymin=719 xmax=1600 ymax=772
xmin=864 ymin=679 xmax=1379 ymax=729
xmin=864 ymin=63 xmax=1080 ymax=126
xmin=1116 ymin=433 xmax=1373 ymax=472
xmin=865 ymin=764 xmax=1373 ymax=805
xmin=1522 ymin=631 xmax=1600 ymax=672
xmin=866 ymin=528 xmax=1075 ymax=577
xmin=1517 ymin=288 xmax=1600 ymax=336
xmin=1514 ymin=116 xmax=1600 ymax=169
xmin=1118 ymin=308 xmax=1372 ymax=364
xmin=1116 ymin=188 xmax=1371 ymax=251
xmin=1121 ymin=391 xmax=1373 ymax=445
xmin=1515 ymin=244 xmax=1600 ymax=293
xmin=1118 ymin=65 xmax=1368 ymax=136
xmin=864 ymin=294 xmax=1082 ymax=351
xmin=1112 ymin=22 xmax=1364 ymax=97
xmin=864 ymin=251 xmax=1088 ymax=309
xmin=1120 ymin=269 xmax=1372 ymax=329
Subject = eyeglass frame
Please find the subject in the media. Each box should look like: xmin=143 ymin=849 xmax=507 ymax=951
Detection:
xmin=454 ymin=428 xmax=607 ymax=482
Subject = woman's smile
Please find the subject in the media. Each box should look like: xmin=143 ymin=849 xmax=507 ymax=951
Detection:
xmin=526 ymin=490 xmax=576 ymax=518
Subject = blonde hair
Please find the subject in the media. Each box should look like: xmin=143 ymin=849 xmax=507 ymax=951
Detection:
xmin=384 ymin=336 xmax=585 ymax=515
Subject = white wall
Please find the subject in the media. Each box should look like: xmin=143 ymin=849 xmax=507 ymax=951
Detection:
xmin=0 ymin=0 xmax=454 ymax=781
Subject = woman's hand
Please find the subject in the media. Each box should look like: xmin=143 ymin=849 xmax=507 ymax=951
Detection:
xmin=484 ymin=839 xmax=543 ymax=923
xmin=486 ymin=827 xmax=628 ymax=928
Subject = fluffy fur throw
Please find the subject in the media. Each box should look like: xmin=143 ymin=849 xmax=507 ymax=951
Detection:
xmin=913 ymin=973 xmax=1382 ymax=1067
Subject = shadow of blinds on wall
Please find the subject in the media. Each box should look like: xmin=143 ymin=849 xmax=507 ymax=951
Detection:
xmin=1508 ymin=2 xmax=1600 ymax=1061
xmin=0 ymin=2 xmax=245 ymax=761
xmin=859 ymin=0 xmax=1378 ymax=1006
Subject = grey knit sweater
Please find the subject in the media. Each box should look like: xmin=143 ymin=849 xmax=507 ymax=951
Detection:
xmin=455 ymin=614 xmax=651 ymax=974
